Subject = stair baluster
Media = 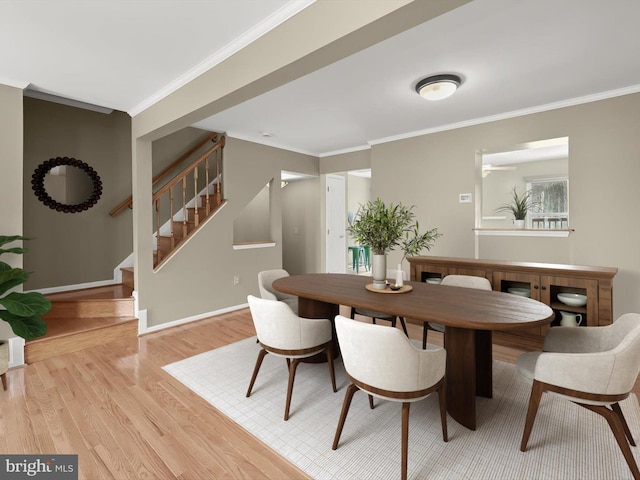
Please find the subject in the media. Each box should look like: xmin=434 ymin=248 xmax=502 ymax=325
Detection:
xmin=204 ymin=156 xmax=210 ymax=215
xmin=150 ymin=135 xmax=225 ymax=267
xmin=193 ymin=166 xmax=200 ymax=227
xmin=155 ymin=198 xmax=162 ymax=264
xmin=169 ymin=188 xmax=175 ymax=249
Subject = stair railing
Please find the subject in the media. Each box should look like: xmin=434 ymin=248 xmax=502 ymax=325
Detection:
xmin=152 ymin=136 xmax=224 ymax=265
xmin=109 ymin=132 xmax=221 ymax=217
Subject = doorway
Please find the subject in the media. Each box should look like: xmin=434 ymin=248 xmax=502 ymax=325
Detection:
xmin=325 ymin=174 xmax=346 ymax=273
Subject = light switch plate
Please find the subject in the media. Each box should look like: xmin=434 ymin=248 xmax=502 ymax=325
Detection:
xmin=459 ymin=193 xmax=472 ymax=203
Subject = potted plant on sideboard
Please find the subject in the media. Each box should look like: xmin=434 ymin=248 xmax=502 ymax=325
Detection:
xmin=347 ymin=198 xmax=441 ymax=289
xmin=0 ymin=235 xmax=50 ymax=390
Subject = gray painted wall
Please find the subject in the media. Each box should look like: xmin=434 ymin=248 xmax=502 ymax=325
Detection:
xmin=22 ymin=97 xmax=132 ymax=289
xmin=0 ymin=85 xmax=24 ymax=339
xmin=234 ymin=184 xmax=271 ymax=244
xmin=282 ymin=177 xmax=321 ymax=275
xmin=135 ymin=137 xmax=319 ymax=327
xmin=369 ymin=93 xmax=640 ymax=318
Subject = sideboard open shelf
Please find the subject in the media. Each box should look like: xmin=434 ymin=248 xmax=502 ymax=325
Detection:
xmin=408 ymin=256 xmax=617 ymax=350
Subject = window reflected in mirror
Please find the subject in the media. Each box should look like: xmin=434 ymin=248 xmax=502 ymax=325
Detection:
xmin=480 ymin=137 xmax=568 ymax=229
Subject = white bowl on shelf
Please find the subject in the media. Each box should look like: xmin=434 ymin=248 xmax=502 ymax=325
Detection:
xmin=557 ymin=293 xmax=587 ymax=307
xmin=426 ymin=278 xmax=442 ymax=284
xmin=507 ymin=287 xmax=531 ymax=297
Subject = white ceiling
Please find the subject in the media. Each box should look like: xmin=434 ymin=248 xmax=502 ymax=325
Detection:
xmin=3 ymin=0 xmax=640 ymax=157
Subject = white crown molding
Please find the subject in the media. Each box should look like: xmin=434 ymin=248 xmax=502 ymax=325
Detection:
xmin=319 ymin=144 xmax=371 ymax=158
xmin=213 ymin=83 xmax=640 ymax=158
xmin=369 ymin=84 xmax=640 ymax=148
xmin=128 ymin=0 xmax=316 ymax=117
xmin=0 ymin=77 xmax=29 ymax=89
xmin=226 ymin=131 xmax=318 ymax=157
xmin=23 ymin=89 xmax=114 ymax=114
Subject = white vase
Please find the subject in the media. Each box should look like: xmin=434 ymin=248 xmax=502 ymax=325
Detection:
xmin=514 ymin=219 xmax=525 ymax=229
xmin=371 ymin=254 xmax=387 ymax=290
xmin=395 ymin=264 xmax=404 ymax=287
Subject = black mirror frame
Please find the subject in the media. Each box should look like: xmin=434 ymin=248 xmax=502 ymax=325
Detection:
xmin=31 ymin=157 xmax=103 ymax=213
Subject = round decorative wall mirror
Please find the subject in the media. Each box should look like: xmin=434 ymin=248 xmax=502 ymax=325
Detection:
xmin=31 ymin=157 xmax=102 ymax=213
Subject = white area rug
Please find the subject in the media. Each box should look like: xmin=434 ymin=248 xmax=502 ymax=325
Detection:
xmin=163 ymin=337 xmax=640 ymax=479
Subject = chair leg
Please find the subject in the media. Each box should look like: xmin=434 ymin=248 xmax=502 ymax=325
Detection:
xmin=520 ymin=380 xmax=544 ymax=451
xmin=438 ymin=383 xmax=448 ymax=442
xmin=401 ymin=402 xmax=410 ymax=480
xmin=325 ymin=345 xmax=337 ymax=392
xmin=398 ymin=317 xmax=408 ymax=336
xmin=368 ymin=394 xmax=375 ymax=409
xmin=350 ymin=307 xmax=356 ymax=320
xmin=581 ymin=403 xmax=640 ymax=480
xmin=332 ymin=383 xmax=359 ymax=450
xmin=612 ymin=402 xmax=636 ymax=446
xmin=284 ymin=358 xmax=302 ymax=421
xmin=422 ymin=322 xmax=428 ymax=349
xmin=246 ymin=349 xmax=268 ymax=397
xmin=1 ymin=372 xmax=6 ymax=391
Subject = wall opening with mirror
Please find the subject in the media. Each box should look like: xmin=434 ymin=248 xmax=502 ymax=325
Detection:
xmin=479 ymin=137 xmax=569 ymax=230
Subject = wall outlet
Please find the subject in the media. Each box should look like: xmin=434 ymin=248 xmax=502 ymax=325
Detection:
xmin=233 ymin=275 xmax=240 ymax=285
xmin=459 ymin=193 xmax=472 ymax=203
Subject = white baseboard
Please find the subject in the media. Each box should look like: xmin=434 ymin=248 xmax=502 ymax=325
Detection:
xmin=139 ymin=303 xmax=249 ymax=335
xmin=28 ymin=278 xmax=118 ymax=295
xmin=8 ymin=337 xmax=25 ymax=368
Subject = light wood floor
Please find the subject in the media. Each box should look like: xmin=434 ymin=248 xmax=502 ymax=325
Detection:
xmin=3 ymin=307 xmax=639 ymax=480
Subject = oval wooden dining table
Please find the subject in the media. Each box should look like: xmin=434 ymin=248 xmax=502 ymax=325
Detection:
xmin=273 ymin=273 xmax=554 ymax=431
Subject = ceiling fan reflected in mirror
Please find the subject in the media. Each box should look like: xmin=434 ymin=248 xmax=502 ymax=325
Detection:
xmin=482 ymin=164 xmax=517 ymax=178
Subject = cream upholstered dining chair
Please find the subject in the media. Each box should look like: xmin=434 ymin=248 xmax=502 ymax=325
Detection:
xmin=422 ymin=274 xmax=492 ymax=348
xmin=332 ymin=315 xmax=447 ymax=480
xmin=517 ymin=313 xmax=640 ymax=480
xmin=350 ymin=268 xmax=409 ymax=335
xmin=258 ymin=269 xmax=299 ymax=314
xmin=246 ymin=295 xmax=336 ymax=420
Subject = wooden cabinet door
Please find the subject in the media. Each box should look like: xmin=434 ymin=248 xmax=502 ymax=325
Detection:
xmin=493 ymin=271 xmax=543 ymax=337
xmin=492 ymin=271 xmax=541 ymax=300
xmin=449 ymin=267 xmax=491 ymax=284
xmin=493 ymin=271 xmax=543 ymax=336
xmin=412 ymin=264 xmax=448 ymax=282
xmin=541 ymin=275 xmax=598 ymax=327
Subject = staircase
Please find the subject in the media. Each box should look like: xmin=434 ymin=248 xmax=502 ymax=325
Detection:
xmin=154 ymin=190 xmax=225 ymax=266
xmin=23 ymin=134 xmax=227 ymax=363
xmin=110 ymin=131 xmax=226 ymax=268
xmin=25 ymin=284 xmax=138 ymax=363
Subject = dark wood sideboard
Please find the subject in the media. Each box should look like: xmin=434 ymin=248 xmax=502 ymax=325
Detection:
xmin=408 ymin=256 xmax=618 ymax=350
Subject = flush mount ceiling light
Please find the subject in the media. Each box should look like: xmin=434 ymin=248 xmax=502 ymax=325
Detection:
xmin=415 ymin=74 xmax=461 ymax=101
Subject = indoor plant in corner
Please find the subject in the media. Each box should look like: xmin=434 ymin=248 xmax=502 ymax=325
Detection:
xmin=347 ymin=198 xmax=441 ymax=290
xmin=0 ymin=235 xmax=50 ymax=388
xmin=496 ymin=186 xmax=533 ymax=229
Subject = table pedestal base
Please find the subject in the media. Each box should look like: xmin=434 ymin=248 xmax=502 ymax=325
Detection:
xmin=444 ymin=327 xmax=493 ymax=430
xmin=298 ymin=298 xmax=340 ymax=363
